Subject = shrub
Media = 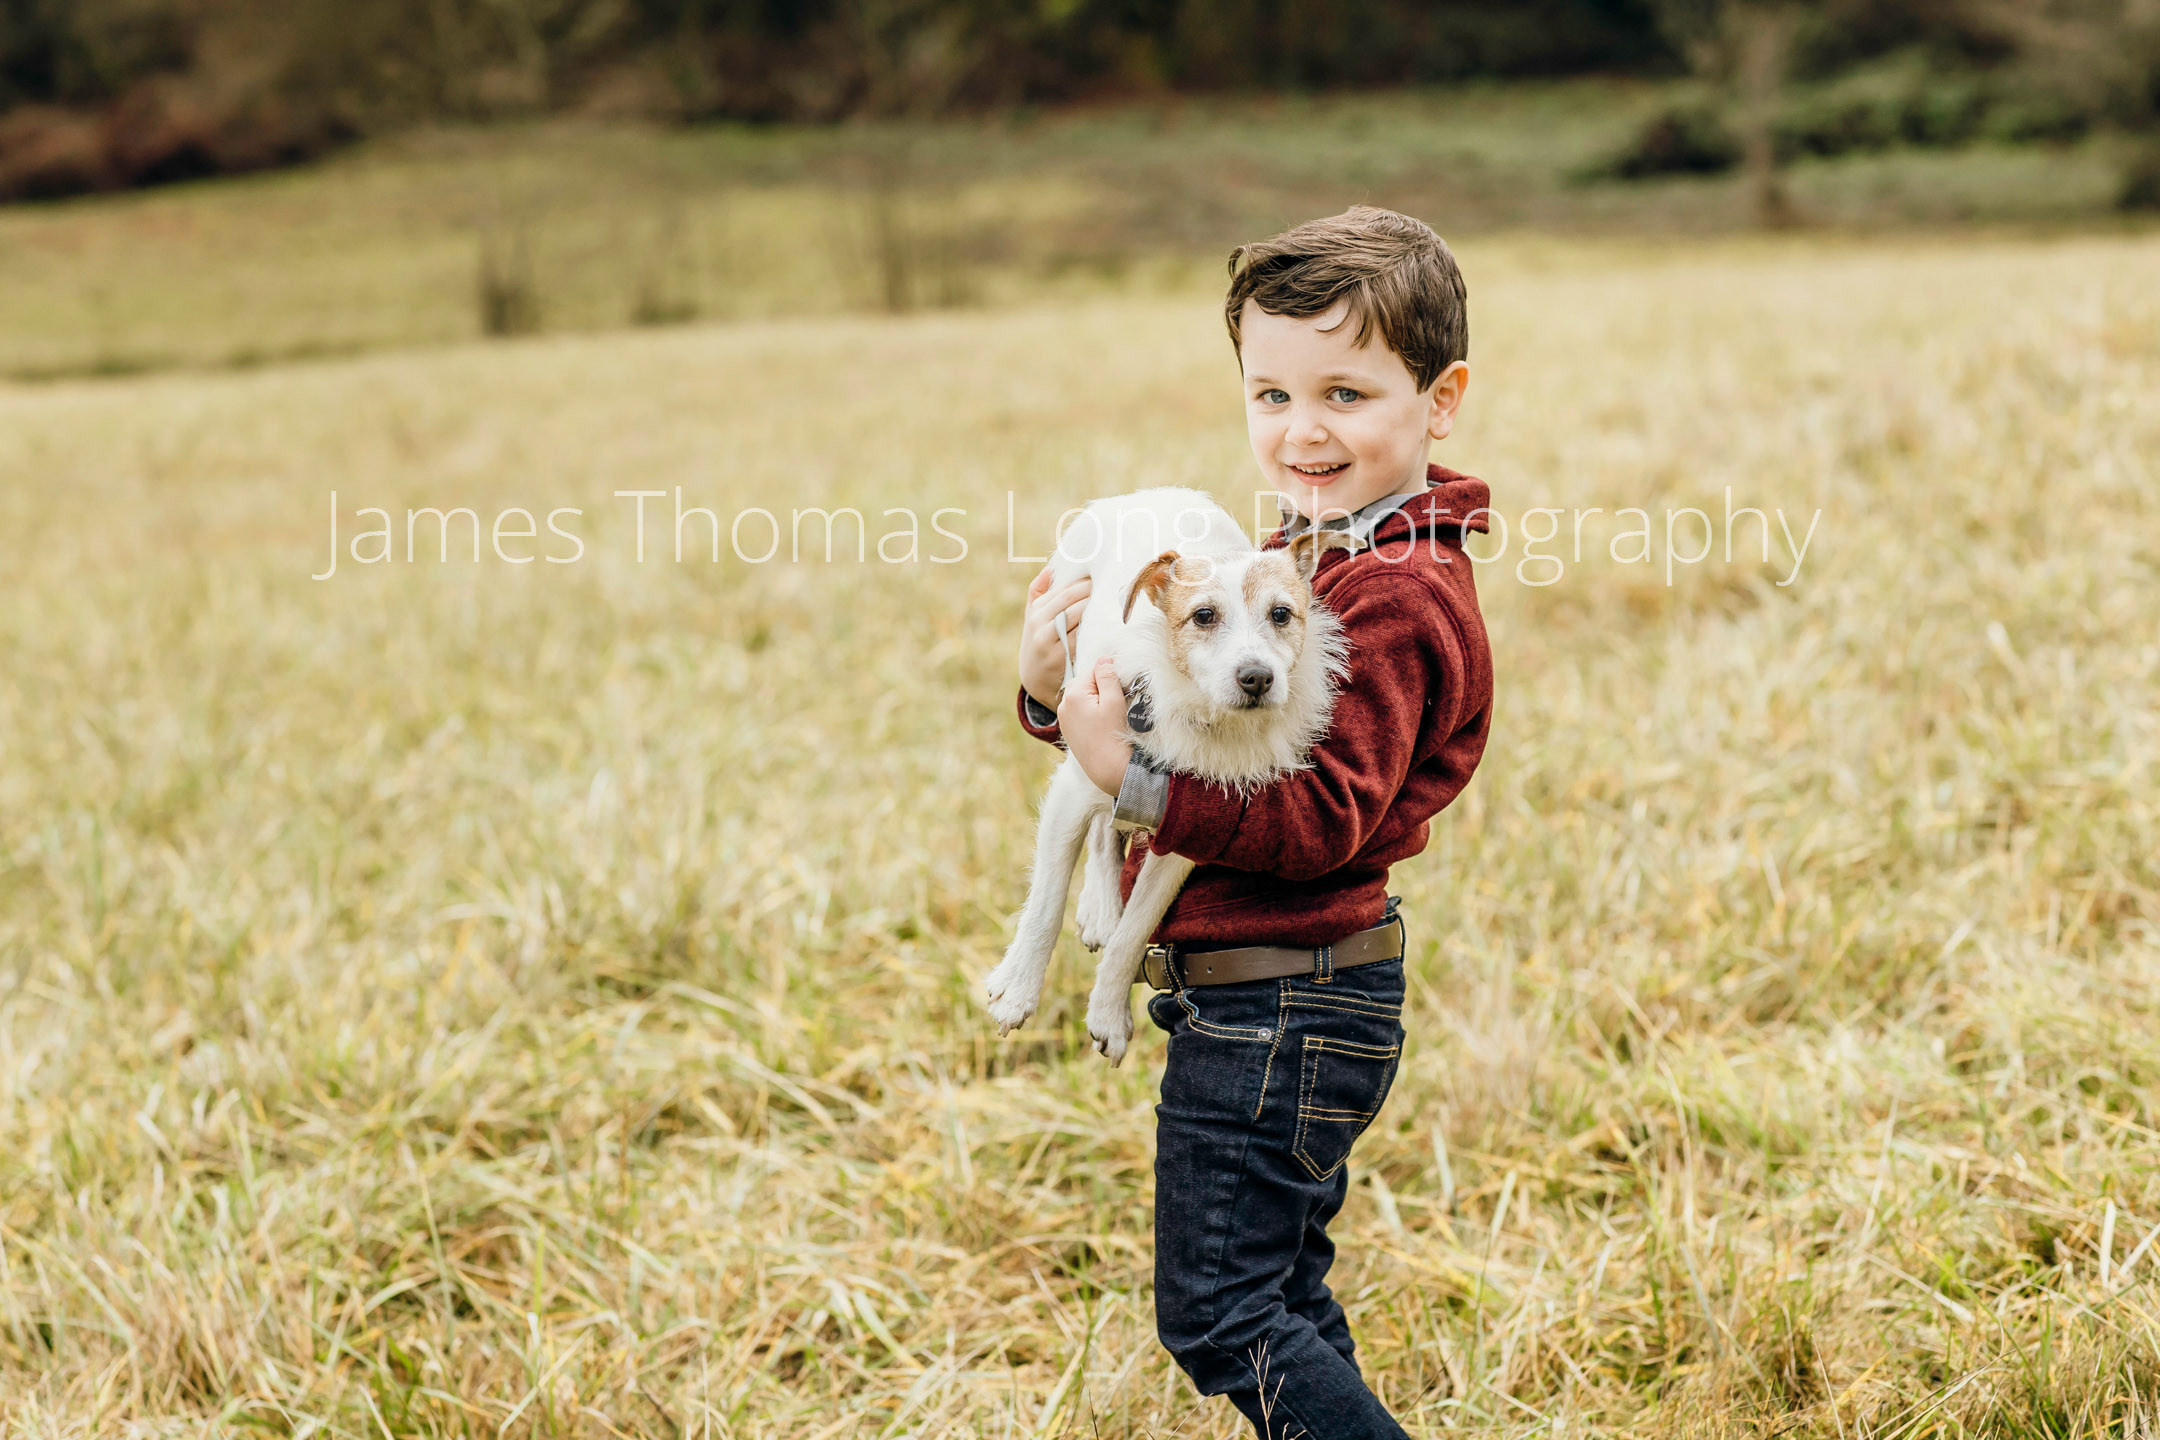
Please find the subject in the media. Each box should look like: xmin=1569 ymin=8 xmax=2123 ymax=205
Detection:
xmin=2119 ymin=144 xmax=2160 ymax=212
xmin=0 ymin=83 xmax=348 ymax=203
xmin=1898 ymin=78 xmax=1987 ymax=146
xmin=1593 ymin=104 xmax=1741 ymax=180
xmin=1586 ymin=67 xmax=2099 ymax=188
xmin=1983 ymin=91 xmax=2094 ymax=146
xmin=478 ymin=221 xmax=542 ymax=337
xmin=1777 ymin=93 xmax=1901 ymax=158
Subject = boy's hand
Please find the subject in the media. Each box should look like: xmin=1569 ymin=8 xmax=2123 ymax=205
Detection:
xmin=1019 ymin=562 xmax=1093 ymax=711
xmin=1059 ymin=658 xmax=1133 ymax=796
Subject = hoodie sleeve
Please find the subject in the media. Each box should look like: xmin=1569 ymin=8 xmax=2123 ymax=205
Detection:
xmin=1147 ymin=570 xmax=1464 ymax=880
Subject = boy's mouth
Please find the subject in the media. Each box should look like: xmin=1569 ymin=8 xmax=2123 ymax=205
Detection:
xmin=1286 ymin=461 xmax=1350 ymax=481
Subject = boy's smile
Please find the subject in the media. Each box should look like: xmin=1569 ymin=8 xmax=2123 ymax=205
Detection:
xmin=1239 ymin=298 xmax=1468 ymax=523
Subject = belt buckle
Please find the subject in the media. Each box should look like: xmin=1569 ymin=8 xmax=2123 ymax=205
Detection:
xmin=1142 ymin=943 xmax=1175 ymax=991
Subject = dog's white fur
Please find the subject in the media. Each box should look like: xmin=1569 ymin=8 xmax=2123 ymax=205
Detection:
xmin=984 ymin=487 xmax=1349 ymax=1063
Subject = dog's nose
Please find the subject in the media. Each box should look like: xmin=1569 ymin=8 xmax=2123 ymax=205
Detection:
xmin=1236 ymin=664 xmax=1275 ymax=699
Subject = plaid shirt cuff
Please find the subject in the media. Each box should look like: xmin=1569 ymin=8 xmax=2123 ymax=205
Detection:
xmin=1113 ymin=757 xmax=1170 ymax=830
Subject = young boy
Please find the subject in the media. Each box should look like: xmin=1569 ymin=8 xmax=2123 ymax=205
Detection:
xmin=1013 ymin=206 xmax=1493 ymax=1439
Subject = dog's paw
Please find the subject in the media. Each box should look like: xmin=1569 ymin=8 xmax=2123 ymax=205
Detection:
xmin=988 ymin=990 xmax=1038 ymax=1036
xmin=984 ymin=961 xmax=1041 ymax=1036
xmin=1074 ymin=900 xmax=1121 ymax=953
xmin=1086 ymin=994 xmax=1134 ymax=1066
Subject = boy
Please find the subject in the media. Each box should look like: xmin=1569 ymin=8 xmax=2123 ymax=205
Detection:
xmin=1013 ymin=207 xmax=1493 ymax=1438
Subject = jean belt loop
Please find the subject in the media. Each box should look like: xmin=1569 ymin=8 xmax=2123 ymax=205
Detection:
xmin=1313 ymin=942 xmax=1333 ymax=984
xmin=1166 ymin=944 xmax=1185 ymax=992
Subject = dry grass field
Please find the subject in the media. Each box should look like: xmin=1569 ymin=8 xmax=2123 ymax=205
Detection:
xmin=2 ymin=228 xmax=2158 ymax=1438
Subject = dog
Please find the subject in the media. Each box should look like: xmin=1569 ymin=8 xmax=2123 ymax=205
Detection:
xmin=983 ymin=487 xmax=1351 ymax=1063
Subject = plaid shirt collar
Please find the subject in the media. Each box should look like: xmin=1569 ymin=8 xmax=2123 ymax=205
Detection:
xmin=1276 ymin=483 xmax=1429 ymax=554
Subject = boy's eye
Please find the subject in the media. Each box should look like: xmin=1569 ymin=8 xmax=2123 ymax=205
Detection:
xmin=1190 ymin=607 xmax=1217 ymax=628
xmin=1270 ymin=605 xmax=1292 ymax=625
xmin=1258 ymin=389 xmax=1289 ymax=405
xmin=1328 ymin=387 xmax=1361 ymax=404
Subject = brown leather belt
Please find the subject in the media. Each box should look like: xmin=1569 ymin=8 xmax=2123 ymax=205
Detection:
xmin=1140 ymin=910 xmax=1405 ymax=991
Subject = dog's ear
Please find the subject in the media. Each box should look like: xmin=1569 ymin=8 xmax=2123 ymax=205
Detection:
xmin=1287 ymin=527 xmax=1356 ymax=582
xmin=1123 ymin=550 xmax=1181 ymax=621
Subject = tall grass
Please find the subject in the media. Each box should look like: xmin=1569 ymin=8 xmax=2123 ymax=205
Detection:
xmin=0 ymin=232 xmax=2156 ymax=1436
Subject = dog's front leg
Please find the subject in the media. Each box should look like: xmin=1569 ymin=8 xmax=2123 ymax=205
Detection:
xmin=1072 ymin=811 xmax=1126 ymax=951
xmin=1086 ymin=849 xmax=1196 ymax=1066
xmin=986 ymin=758 xmax=1105 ymax=1036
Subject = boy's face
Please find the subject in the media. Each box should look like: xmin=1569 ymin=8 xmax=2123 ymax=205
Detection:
xmin=1240 ymin=299 xmax=1468 ymax=523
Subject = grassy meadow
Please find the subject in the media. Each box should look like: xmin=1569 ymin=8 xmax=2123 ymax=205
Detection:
xmin=0 ymin=79 xmax=2137 ymax=382
xmin=2 ymin=185 xmax=2159 ymax=1438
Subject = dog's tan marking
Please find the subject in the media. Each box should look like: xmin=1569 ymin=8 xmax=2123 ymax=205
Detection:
xmin=1123 ymin=550 xmax=1182 ymax=622
xmin=1241 ymin=554 xmax=1307 ymax=662
xmin=1287 ymin=526 xmax=1356 ymax=581
xmin=1244 ymin=553 xmax=1307 ymax=625
xmin=1157 ymin=563 xmax=1225 ymax=674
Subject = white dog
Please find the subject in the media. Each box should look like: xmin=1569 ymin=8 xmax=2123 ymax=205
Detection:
xmin=984 ymin=488 xmax=1350 ymax=1063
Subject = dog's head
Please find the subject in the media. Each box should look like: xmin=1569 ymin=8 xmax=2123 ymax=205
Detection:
xmin=1122 ymin=528 xmax=1354 ymax=718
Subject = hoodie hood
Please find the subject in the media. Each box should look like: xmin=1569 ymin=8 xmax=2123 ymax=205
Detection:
xmin=1401 ymin=463 xmax=1492 ymax=537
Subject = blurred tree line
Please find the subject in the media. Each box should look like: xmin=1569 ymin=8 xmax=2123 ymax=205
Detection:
xmin=1633 ymin=0 xmax=2160 ymax=220
xmin=0 ymin=0 xmax=1666 ymax=199
xmin=1 ymin=0 xmax=2156 ymax=206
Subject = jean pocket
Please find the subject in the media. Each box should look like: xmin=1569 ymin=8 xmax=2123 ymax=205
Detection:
xmin=1172 ymin=982 xmax=1276 ymax=1043
xmin=1292 ymin=1035 xmax=1400 ymax=1181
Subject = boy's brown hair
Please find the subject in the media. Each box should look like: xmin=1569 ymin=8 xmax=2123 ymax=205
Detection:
xmin=1224 ymin=205 xmax=1467 ymax=389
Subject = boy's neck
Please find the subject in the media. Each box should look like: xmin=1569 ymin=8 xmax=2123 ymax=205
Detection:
xmin=1285 ymin=469 xmax=1432 ymax=525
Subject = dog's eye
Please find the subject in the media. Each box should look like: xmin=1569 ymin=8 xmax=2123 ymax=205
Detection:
xmin=1270 ymin=605 xmax=1292 ymax=625
xmin=1190 ymin=607 xmax=1217 ymax=628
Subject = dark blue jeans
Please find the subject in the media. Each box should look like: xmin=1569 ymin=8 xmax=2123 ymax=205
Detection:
xmin=1147 ymin=946 xmax=1409 ymax=1439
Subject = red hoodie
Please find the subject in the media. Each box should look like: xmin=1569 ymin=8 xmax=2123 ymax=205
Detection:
xmin=1017 ymin=465 xmax=1495 ymax=947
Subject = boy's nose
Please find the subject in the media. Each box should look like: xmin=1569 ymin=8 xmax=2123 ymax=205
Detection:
xmin=1236 ymin=663 xmax=1274 ymax=698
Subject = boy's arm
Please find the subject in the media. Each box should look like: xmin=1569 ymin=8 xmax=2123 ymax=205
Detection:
xmin=1146 ymin=571 xmax=1474 ymax=881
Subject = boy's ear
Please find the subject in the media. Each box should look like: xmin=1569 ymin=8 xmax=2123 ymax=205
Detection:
xmin=1427 ymin=360 xmax=1470 ymax=441
xmin=1287 ymin=528 xmax=1356 ymax=582
xmin=1124 ymin=550 xmax=1181 ymax=621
